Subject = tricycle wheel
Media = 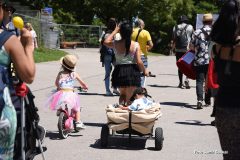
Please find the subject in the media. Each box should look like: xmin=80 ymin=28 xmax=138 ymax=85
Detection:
xmin=100 ymin=124 xmax=109 ymax=147
xmin=58 ymin=112 xmax=69 ymax=139
xmin=155 ymin=127 xmax=163 ymax=151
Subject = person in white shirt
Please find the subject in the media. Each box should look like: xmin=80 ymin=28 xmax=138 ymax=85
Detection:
xmin=25 ymin=23 xmax=38 ymax=49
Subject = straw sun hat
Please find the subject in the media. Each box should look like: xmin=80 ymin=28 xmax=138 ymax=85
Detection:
xmin=60 ymin=54 xmax=78 ymax=71
xmin=203 ymin=13 xmax=213 ymax=22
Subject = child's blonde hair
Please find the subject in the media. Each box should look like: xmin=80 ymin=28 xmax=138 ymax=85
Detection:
xmin=25 ymin=23 xmax=33 ymax=30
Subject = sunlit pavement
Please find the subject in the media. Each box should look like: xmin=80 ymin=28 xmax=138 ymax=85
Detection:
xmin=32 ymin=48 xmax=222 ymax=160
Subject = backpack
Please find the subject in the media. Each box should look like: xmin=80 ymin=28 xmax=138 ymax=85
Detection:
xmin=99 ymin=32 xmax=115 ymax=67
xmin=200 ymin=28 xmax=211 ymax=41
xmin=0 ymin=31 xmax=14 ymax=115
xmin=197 ymin=28 xmax=211 ymax=54
xmin=174 ymin=24 xmax=189 ymax=50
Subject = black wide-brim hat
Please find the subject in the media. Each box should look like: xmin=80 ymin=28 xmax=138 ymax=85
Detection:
xmin=179 ymin=15 xmax=188 ymax=23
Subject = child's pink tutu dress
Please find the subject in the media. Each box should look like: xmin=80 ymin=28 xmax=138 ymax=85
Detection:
xmin=47 ymin=72 xmax=80 ymax=111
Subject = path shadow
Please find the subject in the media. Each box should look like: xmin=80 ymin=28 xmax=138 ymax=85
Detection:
xmin=175 ymin=120 xmax=212 ymax=126
xmin=156 ymin=73 xmax=177 ymax=77
xmin=78 ymin=92 xmax=118 ymax=97
xmin=90 ymin=136 xmax=148 ymax=150
xmin=148 ymin=84 xmax=178 ymax=88
xmin=46 ymin=130 xmax=82 ymax=140
xmin=160 ymin=102 xmax=198 ymax=110
xmin=45 ymin=131 xmax=60 ymax=140
xmin=84 ymin=122 xmax=105 ymax=128
xmin=78 ymin=92 xmax=105 ymax=96
xmin=148 ymin=84 xmax=194 ymax=89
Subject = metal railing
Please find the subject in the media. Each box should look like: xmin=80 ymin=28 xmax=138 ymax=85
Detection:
xmin=14 ymin=12 xmax=105 ymax=49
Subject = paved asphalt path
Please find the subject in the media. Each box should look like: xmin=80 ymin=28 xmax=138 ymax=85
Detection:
xmin=32 ymin=48 xmax=222 ymax=160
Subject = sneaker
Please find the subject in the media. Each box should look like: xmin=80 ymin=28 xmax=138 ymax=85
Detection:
xmin=105 ymin=91 xmax=113 ymax=96
xmin=76 ymin=121 xmax=86 ymax=130
xmin=178 ymin=83 xmax=184 ymax=89
xmin=113 ymin=88 xmax=120 ymax=95
xmin=197 ymin=101 xmax=203 ymax=109
xmin=205 ymin=103 xmax=211 ymax=107
xmin=184 ymin=80 xmax=190 ymax=89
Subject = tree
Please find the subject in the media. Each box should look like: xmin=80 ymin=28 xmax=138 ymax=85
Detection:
xmin=17 ymin=0 xmax=222 ymax=53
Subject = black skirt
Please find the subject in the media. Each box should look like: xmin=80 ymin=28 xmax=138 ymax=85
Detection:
xmin=112 ymin=64 xmax=141 ymax=88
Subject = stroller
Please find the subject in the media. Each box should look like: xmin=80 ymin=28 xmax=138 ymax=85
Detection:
xmin=100 ymin=88 xmax=164 ymax=150
xmin=13 ymin=82 xmax=46 ymax=160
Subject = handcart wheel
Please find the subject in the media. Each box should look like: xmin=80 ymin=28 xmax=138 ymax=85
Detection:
xmin=100 ymin=124 xmax=109 ymax=147
xmin=155 ymin=127 xmax=163 ymax=151
xmin=58 ymin=112 xmax=69 ymax=139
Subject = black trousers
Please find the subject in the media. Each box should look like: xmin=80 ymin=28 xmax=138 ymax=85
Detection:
xmin=215 ymin=107 xmax=240 ymax=160
xmin=176 ymin=52 xmax=185 ymax=84
xmin=195 ymin=64 xmax=211 ymax=104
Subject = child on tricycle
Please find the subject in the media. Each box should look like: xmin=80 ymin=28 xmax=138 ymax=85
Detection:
xmin=47 ymin=54 xmax=88 ymax=130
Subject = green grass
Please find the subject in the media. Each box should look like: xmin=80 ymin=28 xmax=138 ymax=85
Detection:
xmin=33 ymin=48 xmax=164 ymax=63
xmin=34 ymin=47 xmax=67 ymax=63
xmin=148 ymin=52 xmax=165 ymax=56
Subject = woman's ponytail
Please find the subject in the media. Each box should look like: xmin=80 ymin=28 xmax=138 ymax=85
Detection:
xmin=119 ymin=21 xmax=133 ymax=56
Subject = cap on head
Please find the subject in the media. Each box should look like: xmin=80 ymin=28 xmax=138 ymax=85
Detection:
xmin=60 ymin=54 xmax=78 ymax=71
xmin=203 ymin=13 xmax=213 ymax=22
xmin=179 ymin=15 xmax=188 ymax=23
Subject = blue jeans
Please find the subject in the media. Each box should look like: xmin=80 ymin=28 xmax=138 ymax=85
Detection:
xmin=104 ymin=54 xmax=114 ymax=92
xmin=141 ymin=55 xmax=148 ymax=87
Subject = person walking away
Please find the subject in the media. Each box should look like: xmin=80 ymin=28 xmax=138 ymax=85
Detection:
xmin=0 ymin=0 xmax=36 ymax=158
xmin=46 ymin=54 xmax=88 ymax=129
xmin=131 ymin=19 xmax=153 ymax=87
xmin=100 ymin=18 xmax=119 ymax=96
xmin=25 ymin=23 xmax=38 ymax=49
xmin=172 ymin=15 xmax=193 ymax=89
xmin=210 ymin=0 xmax=240 ymax=159
xmin=104 ymin=21 xmax=149 ymax=105
xmin=1 ymin=1 xmax=19 ymax=37
xmin=190 ymin=13 xmax=212 ymax=109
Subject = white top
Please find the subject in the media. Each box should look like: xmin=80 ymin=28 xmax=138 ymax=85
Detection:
xmin=128 ymin=97 xmax=153 ymax=111
xmin=30 ymin=30 xmax=37 ymax=48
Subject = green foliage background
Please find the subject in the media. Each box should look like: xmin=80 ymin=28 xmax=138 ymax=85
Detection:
xmin=16 ymin=0 xmax=223 ymax=53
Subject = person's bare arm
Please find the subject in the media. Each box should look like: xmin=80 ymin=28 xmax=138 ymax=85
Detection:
xmin=189 ymin=43 xmax=195 ymax=52
xmin=75 ymin=72 xmax=88 ymax=89
xmin=147 ymin=40 xmax=153 ymax=51
xmin=5 ymin=28 xmax=35 ymax=83
xmin=34 ymin=37 xmax=38 ymax=48
xmin=55 ymin=73 xmax=60 ymax=90
xmin=103 ymin=25 xmax=119 ymax=48
xmin=118 ymin=105 xmax=129 ymax=110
